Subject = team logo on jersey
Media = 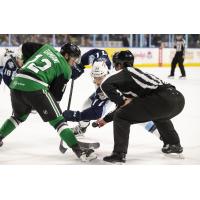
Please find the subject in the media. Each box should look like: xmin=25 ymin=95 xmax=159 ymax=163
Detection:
xmin=43 ymin=110 xmax=48 ymax=115
xmin=8 ymin=61 xmax=15 ymax=69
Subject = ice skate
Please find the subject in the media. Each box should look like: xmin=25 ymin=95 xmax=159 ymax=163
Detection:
xmin=72 ymin=144 xmax=97 ymax=162
xmin=103 ymin=152 xmax=126 ymax=163
xmin=162 ymin=144 xmax=184 ymax=159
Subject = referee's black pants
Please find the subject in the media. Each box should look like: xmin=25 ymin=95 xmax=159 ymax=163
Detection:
xmin=170 ymin=54 xmax=186 ymax=76
xmin=113 ymin=87 xmax=185 ymax=154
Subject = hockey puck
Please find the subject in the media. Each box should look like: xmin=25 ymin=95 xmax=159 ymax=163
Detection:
xmin=92 ymin=122 xmax=98 ymax=128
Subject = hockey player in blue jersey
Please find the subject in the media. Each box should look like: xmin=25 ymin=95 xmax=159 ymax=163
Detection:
xmin=63 ymin=48 xmax=113 ymax=136
xmin=63 ymin=60 xmax=111 ymax=136
xmin=0 ymin=49 xmax=21 ymax=87
xmin=63 ymin=59 xmax=160 ymax=139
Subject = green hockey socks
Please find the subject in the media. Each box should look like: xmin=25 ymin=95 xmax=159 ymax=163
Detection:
xmin=0 ymin=117 xmax=19 ymax=138
xmin=49 ymin=117 xmax=77 ymax=148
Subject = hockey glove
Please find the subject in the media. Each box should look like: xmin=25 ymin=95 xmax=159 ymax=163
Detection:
xmin=71 ymin=63 xmax=84 ymax=80
xmin=63 ymin=110 xmax=81 ymax=122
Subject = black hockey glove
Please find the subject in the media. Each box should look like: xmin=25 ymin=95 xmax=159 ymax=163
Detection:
xmin=63 ymin=110 xmax=81 ymax=122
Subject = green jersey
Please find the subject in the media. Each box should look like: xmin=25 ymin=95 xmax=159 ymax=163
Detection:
xmin=10 ymin=44 xmax=72 ymax=92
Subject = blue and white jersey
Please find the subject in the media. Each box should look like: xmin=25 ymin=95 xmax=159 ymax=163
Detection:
xmin=63 ymin=86 xmax=113 ymax=122
xmin=63 ymin=48 xmax=113 ymax=121
xmin=0 ymin=53 xmax=18 ymax=87
xmin=88 ymin=87 xmax=110 ymax=118
xmin=71 ymin=49 xmax=112 ymax=80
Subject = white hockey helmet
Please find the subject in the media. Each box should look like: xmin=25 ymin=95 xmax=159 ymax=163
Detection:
xmin=91 ymin=61 xmax=109 ymax=78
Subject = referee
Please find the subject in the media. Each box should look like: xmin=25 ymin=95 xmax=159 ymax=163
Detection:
xmin=98 ymin=50 xmax=185 ymax=163
xmin=169 ymin=35 xmax=186 ymax=78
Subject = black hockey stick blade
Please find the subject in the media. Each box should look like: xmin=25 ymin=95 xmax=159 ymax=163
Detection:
xmin=59 ymin=140 xmax=100 ymax=154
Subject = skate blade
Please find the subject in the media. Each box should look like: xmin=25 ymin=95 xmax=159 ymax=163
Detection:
xmin=163 ymin=153 xmax=184 ymax=159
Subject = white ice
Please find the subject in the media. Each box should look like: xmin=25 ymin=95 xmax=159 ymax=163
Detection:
xmin=0 ymin=67 xmax=200 ymax=165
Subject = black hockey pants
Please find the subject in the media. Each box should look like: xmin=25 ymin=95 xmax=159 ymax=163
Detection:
xmin=112 ymin=86 xmax=185 ymax=154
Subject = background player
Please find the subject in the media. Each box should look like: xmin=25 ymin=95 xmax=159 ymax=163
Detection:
xmin=0 ymin=48 xmax=22 ymax=87
xmin=168 ymin=35 xmax=186 ymax=78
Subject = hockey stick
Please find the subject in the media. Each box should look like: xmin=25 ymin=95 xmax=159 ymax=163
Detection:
xmin=59 ymin=79 xmax=101 ymax=153
xmin=59 ymin=79 xmax=75 ymax=154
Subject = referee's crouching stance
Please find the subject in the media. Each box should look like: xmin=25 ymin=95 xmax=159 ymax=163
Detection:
xmin=99 ymin=50 xmax=185 ymax=163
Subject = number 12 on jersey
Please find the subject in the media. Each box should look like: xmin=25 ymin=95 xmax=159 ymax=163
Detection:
xmin=23 ymin=54 xmax=52 ymax=73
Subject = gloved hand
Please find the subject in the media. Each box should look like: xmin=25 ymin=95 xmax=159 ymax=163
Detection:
xmin=63 ymin=110 xmax=81 ymax=122
xmin=71 ymin=63 xmax=85 ymax=80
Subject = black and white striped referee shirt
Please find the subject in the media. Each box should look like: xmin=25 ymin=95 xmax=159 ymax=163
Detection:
xmin=100 ymin=67 xmax=172 ymax=107
xmin=174 ymin=39 xmax=185 ymax=56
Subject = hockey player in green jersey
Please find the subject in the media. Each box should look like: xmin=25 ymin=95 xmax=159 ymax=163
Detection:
xmin=0 ymin=43 xmax=97 ymax=162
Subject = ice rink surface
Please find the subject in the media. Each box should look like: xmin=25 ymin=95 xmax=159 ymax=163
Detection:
xmin=0 ymin=67 xmax=200 ymax=165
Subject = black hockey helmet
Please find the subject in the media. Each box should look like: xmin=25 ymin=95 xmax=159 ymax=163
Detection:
xmin=112 ymin=50 xmax=134 ymax=68
xmin=60 ymin=43 xmax=81 ymax=58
